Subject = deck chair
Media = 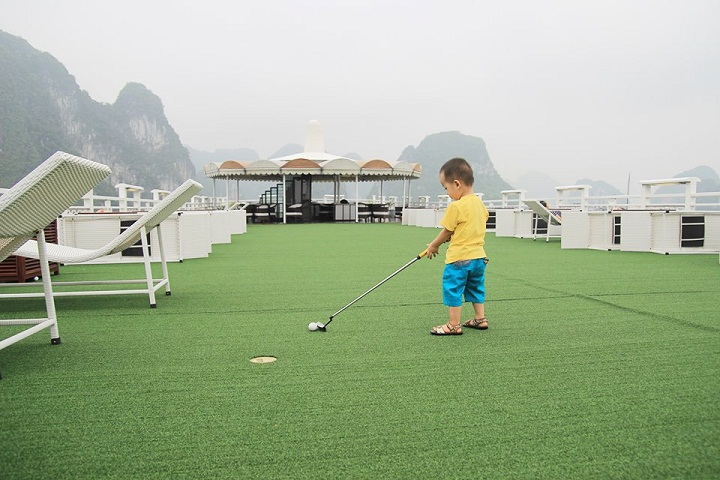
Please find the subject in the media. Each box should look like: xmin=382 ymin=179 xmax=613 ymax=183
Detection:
xmin=9 ymin=179 xmax=203 ymax=308
xmin=254 ymin=203 xmax=275 ymax=223
xmin=356 ymin=203 xmax=371 ymax=222
xmin=371 ymin=204 xmax=390 ymax=223
xmin=285 ymin=203 xmax=303 ymax=223
xmin=0 ymin=152 xmax=111 ymax=356
xmin=523 ymin=199 xmax=563 ymax=242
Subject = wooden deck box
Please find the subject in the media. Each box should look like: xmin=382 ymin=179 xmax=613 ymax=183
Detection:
xmin=0 ymin=220 xmax=60 ymax=282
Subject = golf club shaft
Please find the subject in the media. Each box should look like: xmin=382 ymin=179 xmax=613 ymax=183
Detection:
xmin=326 ymin=250 xmax=427 ymax=327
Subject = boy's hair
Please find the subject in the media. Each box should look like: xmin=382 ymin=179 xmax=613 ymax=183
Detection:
xmin=440 ymin=157 xmax=474 ymax=186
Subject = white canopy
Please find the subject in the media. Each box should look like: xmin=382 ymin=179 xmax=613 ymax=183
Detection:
xmin=204 ymin=157 xmax=421 ymax=182
xmin=204 ymin=121 xmax=422 ymax=183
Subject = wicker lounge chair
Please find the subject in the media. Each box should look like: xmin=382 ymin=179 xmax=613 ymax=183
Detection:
xmin=0 ymin=152 xmax=111 ymax=356
xmin=10 ymin=179 xmax=203 ymax=308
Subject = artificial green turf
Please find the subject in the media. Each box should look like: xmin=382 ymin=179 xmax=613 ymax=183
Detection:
xmin=1 ymin=223 xmax=719 ymax=478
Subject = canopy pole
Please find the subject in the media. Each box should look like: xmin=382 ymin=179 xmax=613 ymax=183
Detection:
xmin=225 ymin=176 xmax=230 ymax=210
xmin=403 ymin=178 xmax=408 ymax=208
xmin=212 ymin=179 xmax=217 ymax=209
xmin=282 ymin=174 xmax=287 ymax=224
xmin=355 ymin=174 xmax=359 ymax=223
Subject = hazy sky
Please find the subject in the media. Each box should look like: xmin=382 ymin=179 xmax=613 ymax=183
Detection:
xmin=2 ymin=0 xmax=719 ymax=191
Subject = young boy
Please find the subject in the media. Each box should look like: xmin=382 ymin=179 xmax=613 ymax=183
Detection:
xmin=426 ymin=157 xmax=490 ymax=335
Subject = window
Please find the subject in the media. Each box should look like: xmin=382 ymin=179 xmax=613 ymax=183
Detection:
xmin=120 ymin=220 xmax=151 ymax=257
xmin=680 ymin=216 xmax=704 ymax=248
xmin=613 ymin=215 xmax=621 ymax=245
xmin=486 ymin=211 xmax=496 ymax=229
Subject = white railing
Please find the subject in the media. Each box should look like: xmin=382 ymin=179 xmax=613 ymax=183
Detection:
xmin=410 ymin=180 xmax=720 ymax=213
xmin=55 ymin=177 xmax=719 ymax=216
xmin=68 ymin=184 xmax=225 ymax=214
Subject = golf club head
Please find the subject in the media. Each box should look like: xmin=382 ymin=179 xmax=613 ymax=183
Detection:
xmin=316 ymin=317 xmax=333 ymax=332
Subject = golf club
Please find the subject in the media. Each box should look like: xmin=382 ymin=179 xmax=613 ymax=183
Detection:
xmin=314 ymin=249 xmax=428 ymax=332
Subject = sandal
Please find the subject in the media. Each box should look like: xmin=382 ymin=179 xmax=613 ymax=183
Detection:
xmin=462 ymin=318 xmax=489 ymax=330
xmin=430 ymin=323 xmax=463 ymax=335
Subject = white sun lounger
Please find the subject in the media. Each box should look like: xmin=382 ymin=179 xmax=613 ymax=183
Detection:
xmin=9 ymin=179 xmax=203 ymax=308
xmin=0 ymin=152 xmax=111 ymax=356
xmin=523 ymin=199 xmax=563 ymax=242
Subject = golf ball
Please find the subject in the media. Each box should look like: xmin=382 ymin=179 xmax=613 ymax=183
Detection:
xmin=308 ymin=322 xmax=318 ymax=331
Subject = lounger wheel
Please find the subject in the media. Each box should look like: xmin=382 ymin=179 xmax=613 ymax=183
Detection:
xmin=165 ymin=291 xmax=171 ymax=296
xmin=51 ymin=337 xmax=61 ymax=345
xmin=150 ymin=303 xmax=157 ymax=308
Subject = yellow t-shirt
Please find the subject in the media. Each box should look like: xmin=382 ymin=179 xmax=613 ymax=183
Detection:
xmin=440 ymin=194 xmax=489 ymax=264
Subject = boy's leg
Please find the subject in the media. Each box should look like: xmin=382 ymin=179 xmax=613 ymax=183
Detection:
xmin=463 ymin=259 xmax=489 ymax=329
xmin=449 ymin=306 xmax=462 ymax=327
xmin=472 ymin=302 xmax=485 ymax=319
xmin=463 ymin=303 xmax=488 ymax=329
xmin=432 ymin=265 xmax=464 ymax=335
xmin=431 ymin=305 xmax=463 ymax=334
xmin=442 ymin=263 xmax=465 ymax=328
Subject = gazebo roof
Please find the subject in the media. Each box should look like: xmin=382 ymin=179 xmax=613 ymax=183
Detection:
xmin=204 ymin=157 xmax=422 ymax=182
xmin=203 ymin=121 xmax=422 ymax=183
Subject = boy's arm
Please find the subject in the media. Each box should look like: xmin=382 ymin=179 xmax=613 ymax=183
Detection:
xmin=426 ymin=228 xmax=453 ymax=259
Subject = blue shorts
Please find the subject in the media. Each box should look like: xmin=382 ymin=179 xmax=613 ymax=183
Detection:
xmin=442 ymin=258 xmax=488 ymax=307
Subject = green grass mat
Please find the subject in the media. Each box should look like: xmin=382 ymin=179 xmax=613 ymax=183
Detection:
xmin=1 ymin=224 xmax=719 ymax=478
